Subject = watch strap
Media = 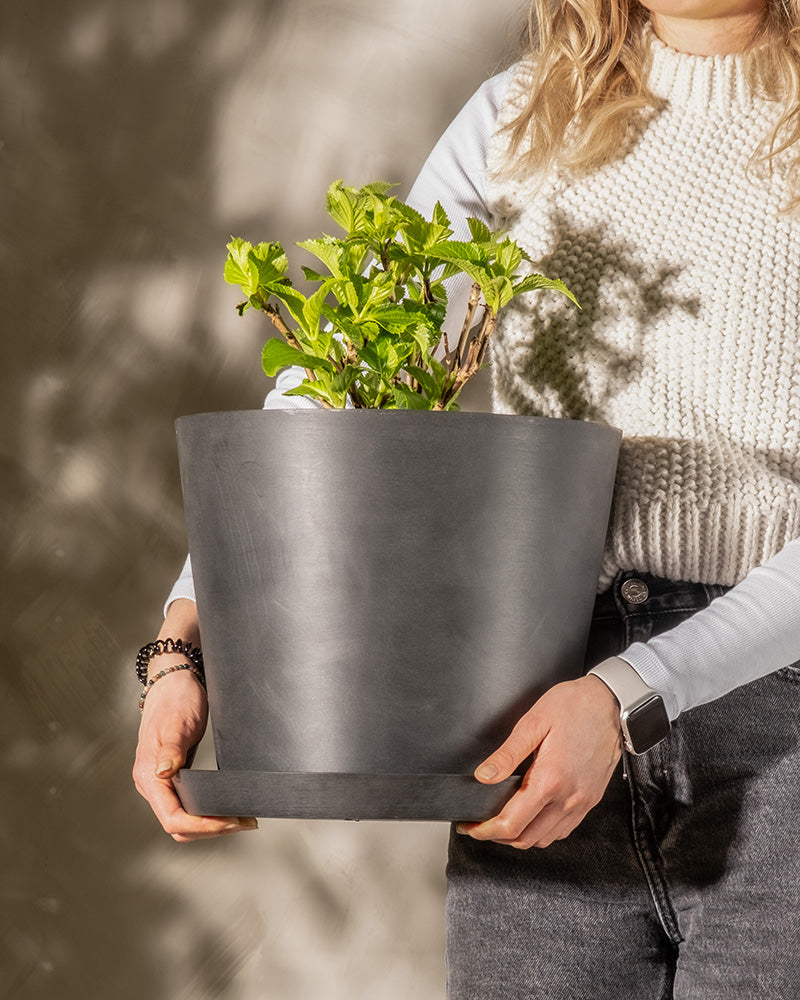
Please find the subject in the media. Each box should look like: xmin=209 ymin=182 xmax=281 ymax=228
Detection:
xmin=587 ymin=656 xmax=656 ymax=710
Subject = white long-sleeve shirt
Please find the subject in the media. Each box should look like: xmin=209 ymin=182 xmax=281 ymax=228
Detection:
xmin=168 ymin=45 xmax=800 ymax=721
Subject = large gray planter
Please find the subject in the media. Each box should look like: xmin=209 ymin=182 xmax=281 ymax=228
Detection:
xmin=172 ymin=410 xmax=620 ymax=821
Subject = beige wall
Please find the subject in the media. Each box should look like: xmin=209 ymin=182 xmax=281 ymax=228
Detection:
xmin=0 ymin=2 xmax=525 ymax=997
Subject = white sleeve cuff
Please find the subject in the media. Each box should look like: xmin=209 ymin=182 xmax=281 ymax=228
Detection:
xmin=164 ymin=554 xmax=196 ymax=617
xmin=618 ymin=536 xmax=800 ymax=719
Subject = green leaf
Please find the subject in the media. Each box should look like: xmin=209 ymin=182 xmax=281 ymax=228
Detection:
xmin=325 ymin=180 xmax=356 ymax=233
xmin=249 ymin=242 xmax=289 ymax=286
xmin=301 ymin=284 xmax=331 ymax=343
xmin=405 ymin=364 xmax=439 ymax=399
xmin=360 ymin=180 xmax=396 ymax=197
xmin=482 ymin=275 xmax=515 ymax=314
xmin=428 ymin=240 xmax=488 ymax=266
xmin=391 ymin=383 xmax=433 ymax=410
xmin=225 ymin=237 xmax=257 ymax=295
xmin=359 ymin=335 xmax=413 ymax=380
xmin=266 ymin=285 xmax=310 ymax=332
xmin=513 ymin=274 xmax=580 ymax=308
xmin=330 ymin=365 xmax=361 ymax=397
xmin=467 ymin=217 xmax=492 ymax=243
xmin=298 ymin=235 xmax=347 ymax=278
xmin=283 ymin=380 xmax=341 ymax=408
xmin=261 ymin=338 xmax=334 ymax=378
xmin=432 ymin=202 xmax=451 ymax=230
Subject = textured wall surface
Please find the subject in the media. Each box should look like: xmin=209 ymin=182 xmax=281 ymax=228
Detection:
xmin=1 ymin=2 xmax=525 ymax=999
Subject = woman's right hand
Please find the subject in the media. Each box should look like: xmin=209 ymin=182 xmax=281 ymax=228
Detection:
xmin=132 ymin=599 xmax=258 ymax=841
xmin=133 ymin=665 xmax=258 ymax=841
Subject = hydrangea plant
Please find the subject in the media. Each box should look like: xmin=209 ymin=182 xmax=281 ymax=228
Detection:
xmin=224 ymin=180 xmax=577 ymax=410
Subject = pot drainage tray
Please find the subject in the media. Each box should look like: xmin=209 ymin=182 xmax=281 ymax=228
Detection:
xmin=173 ymin=769 xmax=522 ymax=822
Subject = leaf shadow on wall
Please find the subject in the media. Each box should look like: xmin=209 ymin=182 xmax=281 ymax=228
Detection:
xmin=0 ymin=2 xmax=289 ymax=998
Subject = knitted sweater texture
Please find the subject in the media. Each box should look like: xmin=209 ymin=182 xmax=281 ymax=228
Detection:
xmin=486 ymin=33 xmax=800 ymax=589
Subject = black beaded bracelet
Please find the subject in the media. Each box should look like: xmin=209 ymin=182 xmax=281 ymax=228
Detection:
xmin=136 ymin=637 xmax=204 ymax=686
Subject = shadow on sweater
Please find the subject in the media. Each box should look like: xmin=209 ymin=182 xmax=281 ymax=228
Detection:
xmin=493 ymin=211 xmax=702 ymax=422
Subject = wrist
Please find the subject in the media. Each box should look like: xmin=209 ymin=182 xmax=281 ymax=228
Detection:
xmin=587 ymin=657 xmax=670 ymax=755
xmin=139 ymin=660 xmax=206 ymax=712
xmin=584 ymin=672 xmax=623 ymax=723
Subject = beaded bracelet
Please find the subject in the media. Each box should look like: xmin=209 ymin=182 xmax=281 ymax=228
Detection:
xmin=136 ymin=637 xmax=204 ymax=686
xmin=138 ymin=662 xmax=207 ymax=711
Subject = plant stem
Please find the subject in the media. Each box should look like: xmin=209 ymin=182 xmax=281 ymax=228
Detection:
xmin=455 ymin=283 xmax=482 ymax=370
xmin=434 ymin=307 xmax=496 ymax=410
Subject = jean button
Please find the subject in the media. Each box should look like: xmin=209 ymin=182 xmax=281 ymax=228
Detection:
xmin=621 ymin=578 xmax=649 ymax=604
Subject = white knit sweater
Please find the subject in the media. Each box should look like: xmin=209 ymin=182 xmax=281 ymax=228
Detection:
xmin=168 ymin=31 xmax=800 ymax=718
xmin=488 ymin=33 xmax=800 ymax=591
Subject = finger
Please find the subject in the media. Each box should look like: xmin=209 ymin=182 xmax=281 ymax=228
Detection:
xmin=153 ymin=740 xmax=191 ymax=779
xmin=474 ymin=707 xmax=550 ymax=783
xmin=459 ymin=763 xmax=551 ymax=842
xmin=135 ymin=769 xmax=258 ymax=841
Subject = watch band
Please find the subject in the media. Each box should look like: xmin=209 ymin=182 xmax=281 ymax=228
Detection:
xmin=588 ymin=657 xmax=656 ymax=708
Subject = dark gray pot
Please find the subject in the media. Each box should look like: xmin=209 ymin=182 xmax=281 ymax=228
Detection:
xmin=172 ymin=410 xmax=620 ymax=821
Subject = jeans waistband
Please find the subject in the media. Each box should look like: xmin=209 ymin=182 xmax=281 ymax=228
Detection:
xmin=593 ymin=570 xmax=731 ymax=623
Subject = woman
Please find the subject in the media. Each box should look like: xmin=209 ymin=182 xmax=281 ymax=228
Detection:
xmin=134 ymin=1 xmax=800 ymax=995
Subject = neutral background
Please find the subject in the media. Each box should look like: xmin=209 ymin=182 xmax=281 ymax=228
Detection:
xmin=0 ymin=2 xmax=526 ymax=998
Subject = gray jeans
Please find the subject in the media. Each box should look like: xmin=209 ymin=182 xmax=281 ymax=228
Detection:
xmin=446 ymin=571 xmax=800 ymax=999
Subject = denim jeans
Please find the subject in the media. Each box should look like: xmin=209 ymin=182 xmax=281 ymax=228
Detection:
xmin=446 ymin=571 xmax=800 ymax=999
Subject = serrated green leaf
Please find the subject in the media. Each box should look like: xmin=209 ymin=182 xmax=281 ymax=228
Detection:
xmin=391 ymin=383 xmax=433 ymax=410
xmin=431 ymin=241 xmax=489 ymax=264
xmin=225 ymin=237 xmax=256 ymax=294
xmin=432 ymin=202 xmax=451 ymax=230
xmin=513 ymin=274 xmax=580 ymax=308
xmin=267 ymin=284 xmax=310 ymax=332
xmin=481 ymin=275 xmax=515 ymax=314
xmin=301 ymin=284 xmax=330 ymax=337
xmin=405 ymin=364 xmax=439 ymax=399
xmin=330 ymin=365 xmax=361 ymax=397
xmin=298 ymin=235 xmax=347 ymax=278
xmin=262 ymin=338 xmax=334 ymax=378
xmin=249 ymin=241 xmax=289 ymax=286
xmin=496 ymin=239 xmax=523 ymax=276
xmin=467 ymin=217 xmax=492 ymax=243
xmin=361 ymin=180 xmax=396 ymax=197
xmin=282 ymin=379 xmax=344 ymax=408
xmin=359 ymin=335 xmax=413 ymax=380
xmin=325 ymin=180 xmax=355 ymax=232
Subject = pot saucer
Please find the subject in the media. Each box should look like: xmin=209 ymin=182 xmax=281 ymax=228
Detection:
xmin=173 ymin=769 xmax=522 ymax=822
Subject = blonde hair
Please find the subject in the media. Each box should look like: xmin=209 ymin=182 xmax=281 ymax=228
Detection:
xmin=503 ymin=0 xmax=800 ymax=210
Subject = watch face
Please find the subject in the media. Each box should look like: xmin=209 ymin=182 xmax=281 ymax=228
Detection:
xmin=624 ymin=696 xmax=670 ymax=754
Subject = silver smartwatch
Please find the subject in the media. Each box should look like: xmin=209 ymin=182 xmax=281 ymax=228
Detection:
xmin=588 ymin=657 xmax=670 ymax=755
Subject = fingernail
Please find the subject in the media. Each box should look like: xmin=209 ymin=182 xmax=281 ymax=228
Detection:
xmin=455 ymin=823 xmax=470 ymax=835
xmin=222 ymin=817 xmax=258 ymax=833
xmin=475 ymin=762 xmax=499 ymax=782
xmin=156 ymin=759 xmax=174 ymax=777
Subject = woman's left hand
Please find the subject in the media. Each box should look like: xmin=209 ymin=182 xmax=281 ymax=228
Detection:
xmin=456 ymin=675 xmax=622 ymax=850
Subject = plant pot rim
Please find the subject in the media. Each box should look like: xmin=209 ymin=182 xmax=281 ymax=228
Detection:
xmin=177 ymin=407 xmax=622 ymax=436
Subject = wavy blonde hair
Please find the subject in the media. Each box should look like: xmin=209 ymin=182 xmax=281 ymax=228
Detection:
xmin=502 ymin=0 xmax=800 ymax=210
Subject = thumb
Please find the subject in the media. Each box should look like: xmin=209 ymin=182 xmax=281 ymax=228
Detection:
xmin=474 ymin=707 xmax=550 ymax=784
xmin=155 ymin=741 xmax=190 ymax=779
